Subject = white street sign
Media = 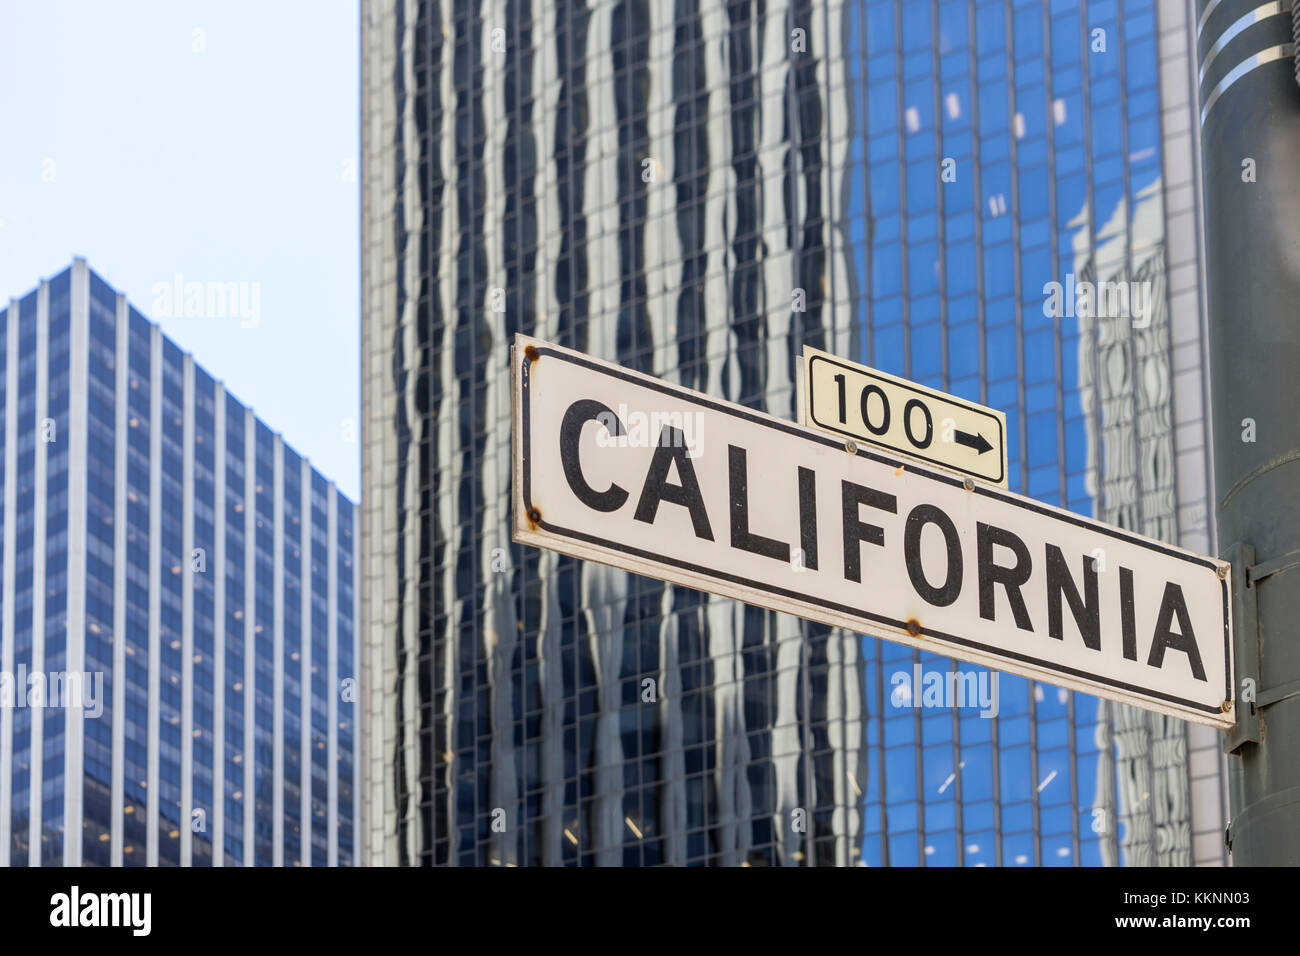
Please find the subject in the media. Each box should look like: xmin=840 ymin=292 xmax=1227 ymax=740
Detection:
xmin=800 ymin=345 xmax=1009 ymax=487
xmin=513 ymin=335 xmax=1234 ymax=728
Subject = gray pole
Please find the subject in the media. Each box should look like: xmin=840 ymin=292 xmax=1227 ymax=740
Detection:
xmin=1197 ymin=0 xmax=1300 ymax=864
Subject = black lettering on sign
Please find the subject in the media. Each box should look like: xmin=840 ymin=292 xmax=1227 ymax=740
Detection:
xmin=976 ymin=523 xmax=1033 ymax=632
xmin=903 ymin=398 xmax=933 ymax=449
xmin=728 ymin=445 xmax=788 ymax=562
xmin=1045 ymin=544 xmax=1099 ymax=650
xmin=1120 ymin=567 xmax=1137 ymax=661
xmin=1147 ymin=582 xmax=1207 ymax=681
xmin=798 ymin=466 xmax=819 ymax=571
xmin=860 ymin=384 xmax=890 ymax=436
xmin=903 ymin=504 xmax=963 ymax=607
xmin=841 ymin=481 xmax=897 ymax=583
xmin=633 ymin=426 xmax=714 ymax=540
xmin=561 ymin=399 xmax=629 ymax=512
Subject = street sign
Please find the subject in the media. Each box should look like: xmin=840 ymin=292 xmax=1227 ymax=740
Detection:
xmin=800 ymin=346 xmax=1008 ymax=487
xmin=512 ymin=335 xmax=1234 ymax=728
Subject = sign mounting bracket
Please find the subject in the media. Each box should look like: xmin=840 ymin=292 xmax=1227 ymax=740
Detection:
xmin=1223 ymin=542 xmax=1261 ymax=754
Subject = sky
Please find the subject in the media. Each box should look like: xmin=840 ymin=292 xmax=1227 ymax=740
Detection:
xmin=0 ymin=0 xmax=360 ymax=499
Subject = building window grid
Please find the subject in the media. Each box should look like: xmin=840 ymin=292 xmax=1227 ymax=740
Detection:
xmin=357 ymin=0 xmax=1189 ymax=868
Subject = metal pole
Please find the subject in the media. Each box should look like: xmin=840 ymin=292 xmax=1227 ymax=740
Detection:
xmin=1197 ymin=0 xmax=1300 ymax=864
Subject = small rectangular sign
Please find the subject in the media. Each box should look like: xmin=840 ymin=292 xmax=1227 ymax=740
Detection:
xmin=513 ymin=335 xmax=1233 ymax=728
xmin=801 ymin=346 xmax=1009 ymax=487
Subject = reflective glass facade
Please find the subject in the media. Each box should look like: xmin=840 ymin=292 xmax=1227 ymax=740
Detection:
xmin=0 ymin=260 xmax=359 ymax=866
xmin=361 ymin=0 xmax=1223 ymax=865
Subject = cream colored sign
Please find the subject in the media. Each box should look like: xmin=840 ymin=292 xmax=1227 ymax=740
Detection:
xmin=801 ymin=346 xmax=1008 ymax=487
xmin=512 ymin=335 xmax=1233 ymax=728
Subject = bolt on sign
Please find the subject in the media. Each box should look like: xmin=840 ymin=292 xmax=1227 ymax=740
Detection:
xmin=799 ymin=345 xmax=1008 ymax=488
xmin=512 ymin=335 xmax=1234 ymax=728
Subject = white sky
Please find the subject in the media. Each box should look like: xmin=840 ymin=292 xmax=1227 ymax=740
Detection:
xmin=0 ymin=0 xmax=360 ymax=499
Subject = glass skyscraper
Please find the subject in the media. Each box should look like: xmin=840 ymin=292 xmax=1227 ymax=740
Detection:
xmin=0 ymin=259 xmax=359 ymax=866
xmin=360 ymin=0 xmax=1223 ymax=865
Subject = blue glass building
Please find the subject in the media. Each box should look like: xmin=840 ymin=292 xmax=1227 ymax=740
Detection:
xmin=360 ymin=0 xmax=1223 ymax=865
xmin=847 ymin=0 xmax=1221 ymax=867
xmin=0 ymin=259 xmax=359 ymax=866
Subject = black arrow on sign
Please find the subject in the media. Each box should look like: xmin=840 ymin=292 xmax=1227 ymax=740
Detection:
xmin=954 ymin=429 xmax=993 ymax=454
